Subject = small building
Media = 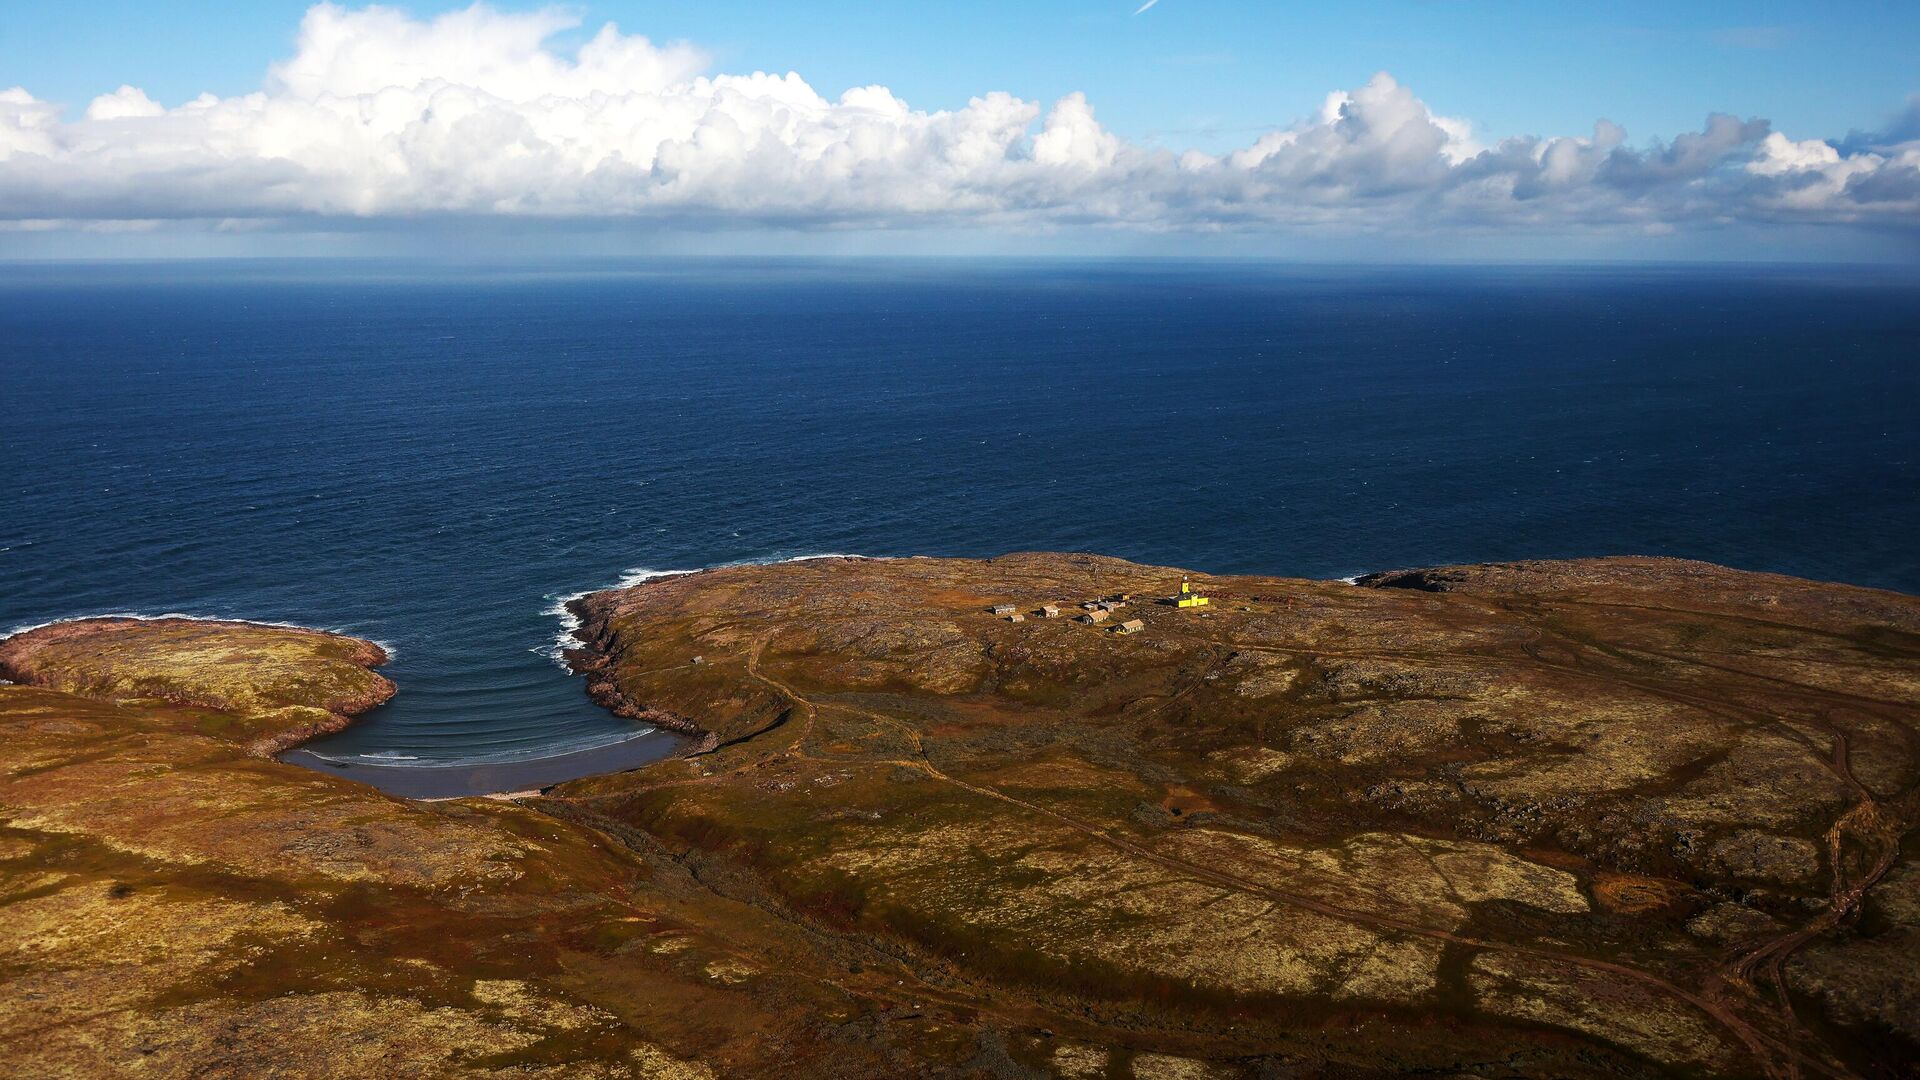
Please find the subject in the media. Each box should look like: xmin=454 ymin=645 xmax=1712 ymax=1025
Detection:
xmin=1099 ymin=600 xmax=1128 ymax=611
xmin=1039 ymin=605 xmax=1061 ymax=618
xmin=1174 ymin=578 xmax=1210 ymax=609
xmin=1081 ymin=600 xmax=1103 ymax=611
xmin=1112 ymin=618 xmax=1145 ymax=635
xmin=1079 ymin=609 xmax=1110 ymax=625
xmin=1006 ymin=612 xmax=1025 ymax=623
xmin=990 ymin=604 xmax=1017 ymax=616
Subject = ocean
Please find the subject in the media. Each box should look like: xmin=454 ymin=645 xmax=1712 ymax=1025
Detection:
xmin=3 ymin=259 xmax=1916 ymax=781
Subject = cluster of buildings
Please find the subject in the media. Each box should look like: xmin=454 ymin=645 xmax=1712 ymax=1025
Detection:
xmin=986 ymin=580 xmax=1210 ymax=638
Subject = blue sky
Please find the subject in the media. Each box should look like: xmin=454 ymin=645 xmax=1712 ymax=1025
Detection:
xmin=1 ymin=1 xmax=1916 ymax=258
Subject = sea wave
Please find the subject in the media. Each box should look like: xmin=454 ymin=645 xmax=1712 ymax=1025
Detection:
xmin=534 ymin=568 xmax=699 ymax=669
xmin=2 ymin=610 xmax=400 ymax=660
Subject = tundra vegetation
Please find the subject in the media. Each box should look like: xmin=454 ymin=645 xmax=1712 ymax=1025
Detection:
xmin=2 ymin=554 xmax=1917 ymax=1079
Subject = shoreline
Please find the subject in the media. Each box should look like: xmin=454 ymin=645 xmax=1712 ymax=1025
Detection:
xmin=281 ymin=730 xmax=687 ymax=800
xmin=0 ymin=609 xmax=699 ymax=802
xmin=17 ymin=553 xmax=1908 ymax=801
xmin=7 ymin=554 xmax=889 ymax=799
xmin=560 ymin=597 xmax=719 ymax=753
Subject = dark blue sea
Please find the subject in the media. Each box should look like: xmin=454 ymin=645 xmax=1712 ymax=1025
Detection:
xmin=3 ymin=259 xmax=1916 ymax=775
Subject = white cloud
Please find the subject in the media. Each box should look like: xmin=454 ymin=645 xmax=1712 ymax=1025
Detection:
xmin=266 ymin=3 xmax=708 ymax=101
xmin=1032 ymin=92 xmax=1120 ymax=170
xmin=0 ymin=2 xmax=1916 ymax=235
xmin=84 ymin=86 xmax=166 ymax=121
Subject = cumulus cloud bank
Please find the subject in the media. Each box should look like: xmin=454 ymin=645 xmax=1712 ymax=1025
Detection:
xmin=2 ymin=2 xmax=1917 ymax=235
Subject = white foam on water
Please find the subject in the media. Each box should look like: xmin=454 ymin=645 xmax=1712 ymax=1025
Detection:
xmin=535 ymin=567 xmax=700 ymax=669
xmin=1339 ymin=575 xmax=1364 ymax=585
xmin=615 ymin=566 xmax=702 ymax=589
xmin=2 ymin=611 xmax=400 ymax=660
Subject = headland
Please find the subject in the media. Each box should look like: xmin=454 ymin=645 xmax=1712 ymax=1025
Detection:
xmin=2 ymin=554 xmax=1917 ymax=1078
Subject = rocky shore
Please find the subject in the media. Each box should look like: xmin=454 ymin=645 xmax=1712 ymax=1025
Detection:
xmin=2 ymin=554 xmax=1917 ymax=1078
xmin=563 ymin=596 xmax=720 ymax=751
xmin=0 ymin=616 xmax=396 ymax=756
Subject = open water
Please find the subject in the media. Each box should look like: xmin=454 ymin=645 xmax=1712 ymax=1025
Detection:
xmin=3 ymin=259 xmax=1915 ymax=782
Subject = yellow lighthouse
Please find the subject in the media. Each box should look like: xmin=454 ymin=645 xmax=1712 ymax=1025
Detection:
xmin=1175 ymin=578 xmax=1210 ymax=608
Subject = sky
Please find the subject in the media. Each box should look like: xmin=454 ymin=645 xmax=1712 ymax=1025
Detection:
xmin=1 ymin=1 xmax=1917 ymax=259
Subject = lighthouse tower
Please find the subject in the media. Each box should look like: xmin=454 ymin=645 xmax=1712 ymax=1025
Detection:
xmin=1175 ymin=578 xmax=1210 ymax=609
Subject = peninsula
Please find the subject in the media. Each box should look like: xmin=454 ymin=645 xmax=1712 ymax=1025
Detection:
xmin=2 ymin=553 xmax=1917 ymax=1078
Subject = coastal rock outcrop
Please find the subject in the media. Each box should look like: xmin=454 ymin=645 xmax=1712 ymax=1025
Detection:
xmin=3 ymin=554 xmax=1917 ymax=1078
xmin=0 ymin=616 xmax=395 ymax=755
xmin=555 ymin=553 xmax=1920 ymax=1078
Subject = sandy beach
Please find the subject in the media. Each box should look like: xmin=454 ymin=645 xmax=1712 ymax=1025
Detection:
xmin=281 ymin=730 xmax=685 ymax=799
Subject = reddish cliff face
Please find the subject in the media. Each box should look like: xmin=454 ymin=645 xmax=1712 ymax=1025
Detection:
xmin=2 ymin=555 xmax=1917 ymax=1079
